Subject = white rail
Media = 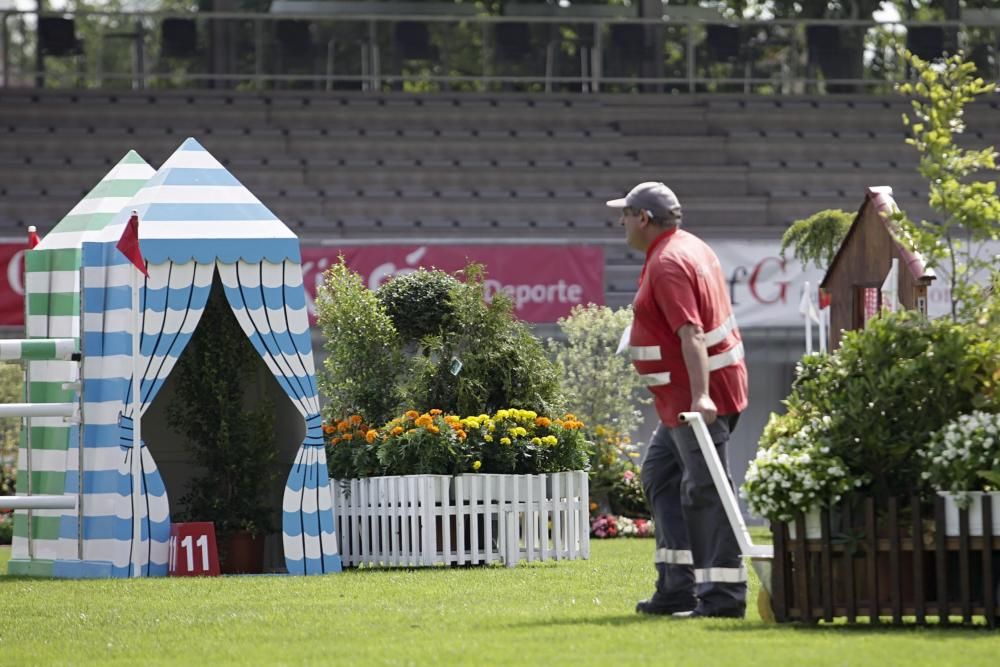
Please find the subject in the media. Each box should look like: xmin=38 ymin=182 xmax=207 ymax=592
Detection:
xmin=0 ymin=495 xmax=77 ymax=510
xmin=0 ymin=403 xmax=77 ymax=418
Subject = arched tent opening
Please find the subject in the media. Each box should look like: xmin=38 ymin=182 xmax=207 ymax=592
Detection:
xmin=142 ymin=277 xmax=305 ymax=572
xmin=75 ymin=138 xmax=341 ymax=577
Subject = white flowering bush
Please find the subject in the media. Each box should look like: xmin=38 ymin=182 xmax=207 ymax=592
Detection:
xmin=742 ymin=414 xmax=862 ymax=522
xmin=920 ymin=410 xmax=1000 ymax=506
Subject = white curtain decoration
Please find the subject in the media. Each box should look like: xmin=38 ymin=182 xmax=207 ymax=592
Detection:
xmin=113 ymin=260 xmax=214 ymax=576
xmin=217 ymin=259 xmax=340 ymax=575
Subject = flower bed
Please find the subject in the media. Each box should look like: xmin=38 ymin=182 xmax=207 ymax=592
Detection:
xmin=590 ymin=513 xmax=654 ymax=539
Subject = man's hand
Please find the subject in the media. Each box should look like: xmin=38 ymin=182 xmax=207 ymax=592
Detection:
xmin=691 ymin=393 xmax=718 ymax=425
xmin=678 ymin=323 xmax=716 ymax=425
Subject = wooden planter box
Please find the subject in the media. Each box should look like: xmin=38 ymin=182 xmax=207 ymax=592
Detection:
xmin=772 ymin=495 xmax=1000 ymax=626
xmin=331 ymin=472 xmax=590 ymax=568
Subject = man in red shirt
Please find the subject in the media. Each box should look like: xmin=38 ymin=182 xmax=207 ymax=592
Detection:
xmin=607 ymin=181 xmax=749 ymax=618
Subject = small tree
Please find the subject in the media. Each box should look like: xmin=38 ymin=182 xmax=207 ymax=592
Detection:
xmin=895 ymin=50 xmax=1000 ymax=320
xmin=547 ymin=304 xmax=649 ymax=513
xmin=316 ymin=258 xmax=405 ymax=427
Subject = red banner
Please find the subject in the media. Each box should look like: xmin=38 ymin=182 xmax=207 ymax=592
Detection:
xmin=0 ymin=244 xmax=28 ymax=326
xmin=301 ymin=245 xmax=605 ymax=323
xmin=0 ymin=244 xmax=605 ymax=326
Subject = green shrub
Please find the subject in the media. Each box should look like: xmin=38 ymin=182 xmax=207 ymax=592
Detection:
xmin=0 ymin=363 xmax=23 ymax=497
xmin=376 ymin=268 xmax=459 ymax=343
xmin=748 ymin=310 xmax=1000 ymax=511
xmin=316 ymin=258 xmax=405 ymax=427
xmin=404 ymin=264 xmax=562 ymax=416
xmin=0 ymin=511 xmax=11 ymax=545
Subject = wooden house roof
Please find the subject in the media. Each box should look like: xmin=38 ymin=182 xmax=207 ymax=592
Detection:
xmin=820 ymin=186 xmax=936 ymax=289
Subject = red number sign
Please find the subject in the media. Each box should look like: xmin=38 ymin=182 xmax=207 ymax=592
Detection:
xmin=168 ymin=522 xmax=221 ymax=577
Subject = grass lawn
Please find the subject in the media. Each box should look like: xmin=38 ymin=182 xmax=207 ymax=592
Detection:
xmin=1 ymin=540 xmax=998 ymax=666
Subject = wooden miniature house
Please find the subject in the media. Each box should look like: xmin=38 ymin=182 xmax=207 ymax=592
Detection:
xmin=820 ymin=187 xmax=936 ymax=351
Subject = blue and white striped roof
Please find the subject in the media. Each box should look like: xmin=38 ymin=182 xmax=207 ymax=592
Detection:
xmin=100 ymin=138 xmax=300 ymax=264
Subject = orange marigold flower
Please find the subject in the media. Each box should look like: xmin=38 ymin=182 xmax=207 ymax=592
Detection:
xmin=322 ymin=424 xmax=336 ymax=434
xmin=350 ymin=415 xmax=363 ymax=426
xmin=365 ymin=429 xmax=378 ymax=443
xmin=457 ymin=430 xmax=467 ymax=440
xmin=563 ymin=413 xmax=576 ymax=421
xmin=428 ymin=425 xmax=440 ymax=435
xmin=415 ymin=415 xmax=434 ymax=428
xmin=391 ymin=426 xmax=404 ymax=436
xmin=343 ymin=432 xmax=354 ymax=440
xmin=337 ymin=420 xmax=350 ymax=432
xmin=429 ymin=408 xmax=443 ymax=416
xmin=331 ymin=437 xmax=341 ymax=445
xmin=534 ymin=417 xmax=551 ymax=428
xmin=405 ymin=410 xmax=420 ymax=420
xmin=444 ymin=415 xmax=460 ymax=425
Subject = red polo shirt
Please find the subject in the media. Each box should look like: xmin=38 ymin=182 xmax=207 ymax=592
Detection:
xmin=630 ymin=228 xmax=748 ymax=427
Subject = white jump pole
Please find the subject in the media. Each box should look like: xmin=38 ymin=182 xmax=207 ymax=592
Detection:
xmin=0 ymin=495 xmax=77 ymax=510
xmin=0 ymin=403 xmax=77 ymax=418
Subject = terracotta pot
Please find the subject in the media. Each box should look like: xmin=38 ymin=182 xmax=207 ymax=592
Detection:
xmin=221 ymin=531 xmax=265 ymax=574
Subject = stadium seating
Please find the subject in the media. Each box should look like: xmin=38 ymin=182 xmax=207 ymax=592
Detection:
xmin=3 ymin=88 xmax=1000 ymax=309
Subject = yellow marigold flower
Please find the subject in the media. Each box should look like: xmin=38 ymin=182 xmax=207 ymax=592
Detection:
xmin=484 ymin=435 xmax=493 ymax=442
xmin=495 ymin=409 xmax=509 ymax=420
xmin=428 ymin=425 xmax=440 ymax=435
xmin=365 ymin=429 xmax=378 ymax=443
xmin=473 ymin=460 xmax=482 ymax=471
xmin=391 ymin=426 xmax=404 ymax=436
xmin=405 ymin=410 xmax=419 ymax=420
xmin=628 ymin=452 xmax=640 ymax=458
xmin=429 ymin=408 xmax=443 ymax=416
xmin=500 ymin=437 xmax=511 ymax=446
xmin=524 ymin=410 xmax=537 ymax=420
xmin=515 ymin=427 xmax=528 ymax=437
xmin=530 ymin=437 xmax=542 ymax=446
xmin=415 ymin=415 xmax=434 ymax=428
xmin=488 ymin=423 xmax=496 ymax=432
xmin=478 ymin=414 xmax=489 ymax=421
xmin=534 ymin=417 xmax=551 ymax=428
xmin=444 ymin=415 xmax=460 ymax=425
xmin=544 ymin=435 xmax=558 ymax=446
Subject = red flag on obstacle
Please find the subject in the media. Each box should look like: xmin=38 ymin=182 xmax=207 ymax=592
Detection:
xmin=27 ymin=226 xmax=40 ymax=249
xmin=116 ymin=211 xmax=148 ymax=277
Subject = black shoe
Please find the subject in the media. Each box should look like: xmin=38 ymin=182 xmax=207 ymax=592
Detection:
xmin=635 ymin=598 xmax=697 ymax=616
xmin=674 ymin=607 xmax=745 ymax=619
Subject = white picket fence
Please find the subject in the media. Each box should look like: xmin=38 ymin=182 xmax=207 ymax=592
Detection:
xmin=331 ymin=471 xmax=590 ymax=568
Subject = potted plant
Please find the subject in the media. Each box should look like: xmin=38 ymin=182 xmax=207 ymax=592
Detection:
xmin=168 ymin=286 xmax=278 ymax=574
xmin=921 ymin=410 xmax=1000 ymax=536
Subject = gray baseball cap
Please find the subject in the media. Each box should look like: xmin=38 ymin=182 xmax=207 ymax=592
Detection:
xmin=606 ymin=181 xmax=682 ymax=220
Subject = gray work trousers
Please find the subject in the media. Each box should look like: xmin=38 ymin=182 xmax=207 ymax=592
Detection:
xmin=640 ymin=414 xmax=746 ymax=615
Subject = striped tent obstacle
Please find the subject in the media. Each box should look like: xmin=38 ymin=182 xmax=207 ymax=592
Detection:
xmin=8 ymin=152 xmax=154 ymax=578
xmin=78 ymin=137 xmax=341 ymax=577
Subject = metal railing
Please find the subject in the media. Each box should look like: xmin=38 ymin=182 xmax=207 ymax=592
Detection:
xmin=0 ymin=8 xmax=998 ymax=94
